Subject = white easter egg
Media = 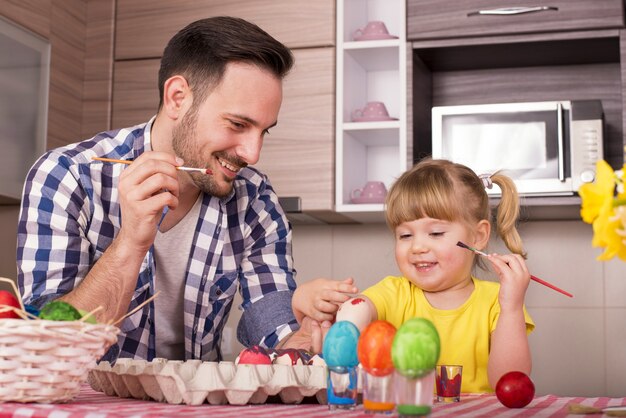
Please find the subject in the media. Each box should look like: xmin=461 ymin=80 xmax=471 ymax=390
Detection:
xmin=335 ymin=297 xmax=371 ymax=332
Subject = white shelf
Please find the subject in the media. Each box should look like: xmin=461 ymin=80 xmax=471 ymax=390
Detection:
xmin=344 ymin=39 xmax=401 ymax=50
xmin=336 ymin=0 xmax=407 ymax=218
xmin=343 ymin=121 xmax=401 ymax=132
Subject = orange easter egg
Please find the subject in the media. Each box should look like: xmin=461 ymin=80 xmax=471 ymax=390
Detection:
xmin=357 ymin=320 xmax=396 ymax=376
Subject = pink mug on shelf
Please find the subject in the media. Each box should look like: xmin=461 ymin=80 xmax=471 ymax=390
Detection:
xmin=352 ymin=21 xmax=396 ymax=41
xmin=351 ymin=181 xmax=387 ymax=203
xmin=351 ymin=101 xmax=395 ymax=122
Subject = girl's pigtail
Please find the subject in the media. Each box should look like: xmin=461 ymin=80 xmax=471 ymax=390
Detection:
xmin=491 ymin=173 xmax=527 ymax=258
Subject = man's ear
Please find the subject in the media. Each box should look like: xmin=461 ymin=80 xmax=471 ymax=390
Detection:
xmin=473 ymin=219 xmax=491 ymax=250
xmin=162 ymin=75 xmax=192 ymax=120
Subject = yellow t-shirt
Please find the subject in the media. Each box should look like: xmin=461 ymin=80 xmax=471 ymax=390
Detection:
xmin=362 ymin=276 xmax=535 ymax=393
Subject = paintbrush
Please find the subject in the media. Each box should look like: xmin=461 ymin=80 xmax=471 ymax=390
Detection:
xmin=91 ymin=157 xmax=213 ymax=175
xmin=456 ymin=241 xmax=574 ymax=298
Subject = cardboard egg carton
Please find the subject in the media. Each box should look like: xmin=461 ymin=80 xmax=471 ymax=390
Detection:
xmin=88 ymin=358 xmax=327 ymax=405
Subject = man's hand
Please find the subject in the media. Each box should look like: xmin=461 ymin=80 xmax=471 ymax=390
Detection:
xmin=279 ymin=316 xmax=332 ymax=354
xmin=117 ymin=151 xmax=182 ymax=253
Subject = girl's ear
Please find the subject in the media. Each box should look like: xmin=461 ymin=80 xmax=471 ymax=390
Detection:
xmin=162 ymin=75 xmax=192 ymax=120
xmin=473 ymin=219 xmax=490 ymax=250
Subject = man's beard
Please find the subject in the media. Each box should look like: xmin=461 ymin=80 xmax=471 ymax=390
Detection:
xmin=171 ymin=109 xmax=234 ymax=198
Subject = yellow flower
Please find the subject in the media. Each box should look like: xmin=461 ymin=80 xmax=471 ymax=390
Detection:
xmin=579 ymin=160 xmax=626 ymax=261
xmin=602 ymin=206 xmax=626 ymax=261
xmin=579 ymin=160 xmax=615 ymax=224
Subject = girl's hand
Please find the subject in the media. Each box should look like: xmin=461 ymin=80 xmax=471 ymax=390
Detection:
xmin=292 ymin=277 xmax=358 ymax=323
xmin=487 ymin=253 xmax=531 ymax=311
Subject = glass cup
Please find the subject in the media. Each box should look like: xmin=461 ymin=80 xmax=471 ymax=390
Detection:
xmin=326 ymin=366 xmax=358 ymax=410
xmin=436 ymin=365 xmax=463 ymax=403
xmin=362 ymin=371 xmax=395 ymax=414
xmin=394 ymin=370 xmax=435 ymax=417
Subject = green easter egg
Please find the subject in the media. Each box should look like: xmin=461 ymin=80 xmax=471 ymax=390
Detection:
xmin=391 ymin=317 xmax=440 ymax=378
xmin=39 ymin=300 xmax=82 ymax=321
xmin=78 ymin=309 xmax=98 ymax=324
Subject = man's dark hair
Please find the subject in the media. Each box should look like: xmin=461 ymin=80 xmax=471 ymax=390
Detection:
xmin=158 ymin=16 xmax=295 ymax=109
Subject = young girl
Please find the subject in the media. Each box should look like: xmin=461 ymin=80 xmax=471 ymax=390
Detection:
xmin=296 ymin=158 xmax=534 ymax=393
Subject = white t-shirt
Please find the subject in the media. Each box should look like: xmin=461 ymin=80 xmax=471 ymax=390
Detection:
xmin=153 ymin=194 xmax=202 ymax=360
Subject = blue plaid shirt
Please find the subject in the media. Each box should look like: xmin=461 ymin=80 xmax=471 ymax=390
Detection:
xmin=17 ymin=119 xmax=299 ymax=361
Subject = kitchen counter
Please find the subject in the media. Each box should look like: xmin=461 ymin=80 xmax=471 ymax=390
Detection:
xmin=0 ymin=383 xmax=623 ymax=417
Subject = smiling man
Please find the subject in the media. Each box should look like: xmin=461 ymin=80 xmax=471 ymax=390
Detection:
xmin=16 ymin=16 xmax=317 ymax=361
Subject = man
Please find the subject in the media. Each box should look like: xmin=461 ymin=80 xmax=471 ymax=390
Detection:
xmin=17 ymin=16 xmax=320 ymax=361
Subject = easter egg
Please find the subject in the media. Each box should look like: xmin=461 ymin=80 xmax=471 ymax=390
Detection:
xmin=322 ymin=321 xmax=360 ymax=368
xmin=236 ymin=345 xmax=272 ymax=365
xmin=38 ymin=300 xmax=82 ymax=321
xmin=24 ymin=304 xmax=40 ymax=319
xmin=0 ymin=290 xmax=21 ymax=319
xmin=310 ymin=353 xmax=326 ymax=367
xmin=391 ymin=317 xmax=440 ymax=378
xmin=274 ymin=348 xmax=303 ymax=365
xmin=496 ymin=371 xmax=535 ymax=408
xmin=357 ymin=320 xmax=396 ymax=376
xmin=336 ymin=297 xmax=371 ymax=332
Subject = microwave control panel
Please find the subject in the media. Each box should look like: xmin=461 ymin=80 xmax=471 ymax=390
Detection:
xmin=570 ymin=100 xmax=604 ymax=190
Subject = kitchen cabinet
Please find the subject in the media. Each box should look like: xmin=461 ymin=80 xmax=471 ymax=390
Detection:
xmin=115 ymin=0 xmax=335 ymax=60
xmin=111 ymin=59 xmax=159 ymax=128
xmin=254 ymin=47 xmax=335 ymax=214
xmin=406 ymin=0 xmax=626 ymax=219
xmin=407 ymin=0 xmax=625 ymax=41
xmin=335 ymin=0 xmax=409 ymax=221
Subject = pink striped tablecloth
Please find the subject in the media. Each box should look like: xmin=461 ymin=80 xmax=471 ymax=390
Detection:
xmin=0 ymin=385 xmax=624 ymax=417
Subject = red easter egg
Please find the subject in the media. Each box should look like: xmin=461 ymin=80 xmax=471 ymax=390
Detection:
xmin=357 ymin=320 xmax=396 ymax=376
xmin=496 ymin=371 xmax=535 ymax=408
xmin=0 ymin=290 xmax=20 ymax=319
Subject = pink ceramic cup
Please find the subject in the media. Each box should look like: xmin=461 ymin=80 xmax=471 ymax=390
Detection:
xmin=353 ymin=21 xmax=390 ymax=40
xmin=351 ymin=181 xmax=387 ymax=200
xmin=351 ymin=102 xmax=391 ymax=120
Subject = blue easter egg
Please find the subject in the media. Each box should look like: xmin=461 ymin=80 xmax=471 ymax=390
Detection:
xmin=24 ymin=304 xmax=40 ymax=319
xmin=322 ymin=321 xmax=360 ymax=368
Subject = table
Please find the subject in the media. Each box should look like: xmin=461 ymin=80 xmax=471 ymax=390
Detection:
xmin=1 ymin=384 xmax=624 ymax=417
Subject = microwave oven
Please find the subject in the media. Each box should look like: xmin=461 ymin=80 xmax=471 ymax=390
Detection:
xmin=432 ymin=100 xmax=604 ymax=196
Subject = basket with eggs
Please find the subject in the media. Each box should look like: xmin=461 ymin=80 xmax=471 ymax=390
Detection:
xmin=0 ymin=277 xmax=119 ymax=403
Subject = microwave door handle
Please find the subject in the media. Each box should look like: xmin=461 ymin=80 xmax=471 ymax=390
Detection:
xmin=557 ymin=103 xmax=565 ymax=182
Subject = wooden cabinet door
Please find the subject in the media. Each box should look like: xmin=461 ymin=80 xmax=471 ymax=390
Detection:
xmin=255 ymin=47 xmax=335 ymax=212
xmin=115 ymin=0 xmax=335 ymax=60
xmin=111 ymin=48 xmax=335 ymax=211
xmin=111 ymin=59 xmax=159 ymax=129
xmin=408 ymin=0 xmax=625 ymax=41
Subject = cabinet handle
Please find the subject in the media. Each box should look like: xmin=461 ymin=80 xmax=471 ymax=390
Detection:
xmin=467 ymin=6 xmax=558 ymax=17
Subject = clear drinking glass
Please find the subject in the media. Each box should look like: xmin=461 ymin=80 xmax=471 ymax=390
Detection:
xmin=394 ymin=370 xmax=435 ymax=417
xmin=326 ymin=366 xmax=358 ymax=410
xmin=362 ymin=371 xmax=395 ymax=414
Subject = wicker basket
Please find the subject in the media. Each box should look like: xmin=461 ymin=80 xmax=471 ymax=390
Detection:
xmin=0 ymin=318 xmax=119 ymax=403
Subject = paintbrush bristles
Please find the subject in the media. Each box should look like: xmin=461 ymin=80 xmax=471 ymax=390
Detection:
xmin=456 ymin=241 xmax=488 ymax=256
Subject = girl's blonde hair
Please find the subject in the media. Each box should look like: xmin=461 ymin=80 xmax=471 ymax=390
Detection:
xmin=385 ymin=158 xmax=526 ymax=257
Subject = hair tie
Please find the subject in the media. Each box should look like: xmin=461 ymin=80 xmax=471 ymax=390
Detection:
xmin=479 ymin=173 xmax=493 ymax=189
